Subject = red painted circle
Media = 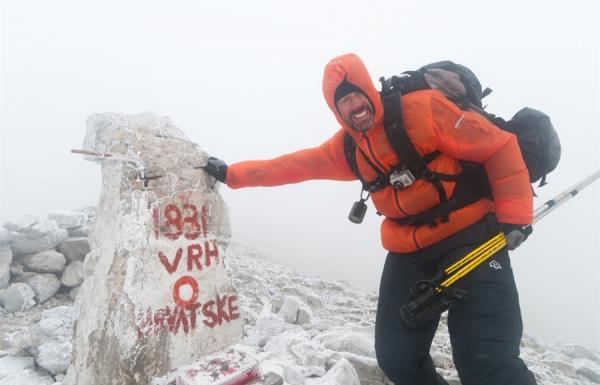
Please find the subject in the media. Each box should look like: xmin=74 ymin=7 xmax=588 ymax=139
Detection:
xmin=172 ymin=276 xmax=200 ymax=308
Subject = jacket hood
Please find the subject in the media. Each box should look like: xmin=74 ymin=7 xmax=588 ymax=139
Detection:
xmin=322 ymin=53 xmax=383 ymax=135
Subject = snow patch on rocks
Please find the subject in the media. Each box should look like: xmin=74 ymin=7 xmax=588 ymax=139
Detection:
xmin=279 ymin=296 xmax=313 ymax=325
xmin=305 ymin=358 xmax=360 ymax=385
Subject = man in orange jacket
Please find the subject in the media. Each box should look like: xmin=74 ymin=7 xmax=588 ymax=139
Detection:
xmin=204 ymin=54 xmax=536 ymax=385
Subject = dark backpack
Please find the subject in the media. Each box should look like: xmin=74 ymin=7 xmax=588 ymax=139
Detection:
xmin=344 ymin=61 xmax=561 ymax=225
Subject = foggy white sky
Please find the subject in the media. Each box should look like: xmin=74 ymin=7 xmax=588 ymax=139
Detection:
xmin=1 ymin=1 xmax=599 ymax=348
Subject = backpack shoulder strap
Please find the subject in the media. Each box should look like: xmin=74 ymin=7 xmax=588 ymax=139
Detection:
xmin=381 ymin=90 xmax=452 ymax=220
xmin=381 ymin=90 xmax=424 ymax=173
xmin=343 ymin=133 xmax=360 ymax=177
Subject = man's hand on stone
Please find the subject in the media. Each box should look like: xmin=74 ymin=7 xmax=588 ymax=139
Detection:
xmin=203 ymin=156 xmax=228 ymax=183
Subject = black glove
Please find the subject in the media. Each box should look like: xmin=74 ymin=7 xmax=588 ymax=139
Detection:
xmin=203 ymin=156 xmax=228 ymax=183
xmin=500 ymin=223 xmax=532 ymax=251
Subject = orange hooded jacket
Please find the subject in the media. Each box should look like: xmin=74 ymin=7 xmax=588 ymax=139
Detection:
xmin=226 ymin=54 xmax=533 ymax=253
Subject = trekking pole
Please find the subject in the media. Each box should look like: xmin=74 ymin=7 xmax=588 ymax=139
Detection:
xmin=529 ymin=169 xmax=600 ymax=225
xmin=442 ymin=169 xmax=600 ymax=285
xmin=401 ymin=170 xmax=600 ymax=326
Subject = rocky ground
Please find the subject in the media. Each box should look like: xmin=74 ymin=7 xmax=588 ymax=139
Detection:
xmin=1 ymin=209 xmax=599 ymax=384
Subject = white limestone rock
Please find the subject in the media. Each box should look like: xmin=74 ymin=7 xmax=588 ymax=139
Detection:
xmin=67 ymin=226 xmax=89 ymax=237
xmin=9 ymin=229 xmax=69 ymax=255
xmin=66 ymin=112 xmax=240 ymax=385
xmin=263 ymin=328 xmax=311 ymax=358
xmin=314 ymin=326 xmax=376 ymax=358
xmin=9 ymin=264 xmax=36 ymax=283
xmin=574 ymin=358 xmax=600 ymax=383
xmin=3 ymin=214 xmax=45 ymax=235
xmin=56 ymin=238 xmax=90 ymax=263
xmin=4 ymin=214 xmax=59 ymax=239
xmin=0 ymin=245 xmax=13 ymax=289
xmin=305 ymin=358 xmax=360 ymax=385
xmin=36 ymin=339 xmax=73 ymax=375
xmin=561 ymin=344 xmax=600 ymax=363
xmin=69 ymin=286 xmax=80 ymax=300
xmin=279 ymin=296 xmax=313 ymax=325
xmin=0 ymin=355 xmax=54 ymax=385
xmin=23 ymin=250 xmax=66 ymax=273
xmin=0 ymin=282 xmax=36 ymax=313
xmin=48 ymin=209 xmax=88 ymax=229
xmin=60 ymin=261 xmax=84 ymax=287
xmin=0 ymin=326 xmax=36 ymax=355
xmin=0 ymin=228 xmax=17 ymax=244
xmin=31 ymin=306 xmax=75 ymax=375
xmin=290 ymin=340 xmax=334 ymax=369
xmin=24 ymin=273 xmax=62 ymax=303
xmin=245 ymin=312 xmax=288 ymax=347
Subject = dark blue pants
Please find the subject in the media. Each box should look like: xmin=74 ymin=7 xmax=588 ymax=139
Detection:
xmin=375 ymin=217 xmax=537 ymax=385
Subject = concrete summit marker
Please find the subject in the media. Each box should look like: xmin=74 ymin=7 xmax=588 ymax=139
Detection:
xmin=66 ymin=112 xmax=242 ymax=385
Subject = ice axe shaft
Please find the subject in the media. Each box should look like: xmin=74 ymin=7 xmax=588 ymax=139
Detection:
xmin=71 ymin=148 xmax=149 ymax=183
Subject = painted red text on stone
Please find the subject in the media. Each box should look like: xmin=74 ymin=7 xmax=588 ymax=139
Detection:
xmin=136 ymin=295 xmax=240 ymax=337
xmin=153 ymin=203 xmax=210 ymax=241
xmin=158 ymin=240 xmax=220 ymax=274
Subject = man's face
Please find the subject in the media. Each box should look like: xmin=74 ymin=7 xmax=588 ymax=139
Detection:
xmin=336 ymin=91 xmax=374 ymax=132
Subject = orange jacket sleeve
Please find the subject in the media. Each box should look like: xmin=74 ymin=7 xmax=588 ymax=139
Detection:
xmin=226 ymin=129 xmax=356 ymax=189
xmin=428 ymin=92 xmax=533 ymax=225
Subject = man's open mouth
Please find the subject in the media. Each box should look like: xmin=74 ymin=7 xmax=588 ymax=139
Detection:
xmin=351 ymin=106 xmax=372 ymax=123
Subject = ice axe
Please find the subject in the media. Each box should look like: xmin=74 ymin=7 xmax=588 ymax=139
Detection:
xmin=400 ymin=169 xmax=600 ymax=326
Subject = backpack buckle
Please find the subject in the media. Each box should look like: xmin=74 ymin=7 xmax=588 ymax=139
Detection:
xmin=390 ymin=167 xmax=415 ymax=190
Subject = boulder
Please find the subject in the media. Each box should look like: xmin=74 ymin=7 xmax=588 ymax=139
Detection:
xmin=67 ymin=226 xmax=89 ymax=237
xmin=561 ymin=344 xmax=600 ymax=363
xmin=10 ymin=229 xmax=69 ymax=255
xmin=290 ymin=340 xmax=334 ymax=369
xmin=61 ymin=261 xmax=84 ymax=287
xmin=278 ymin=296 xmax=313 ymax=325
xmin=3 ymin=213 xmax=47 ymax=236
xmin=0 ymin=228 xmax=16 ymax=244
xmin=56 ymin=238 xmax=90 ymax=263
xmin=47 ymin=209 xmax=88 ymax=229
xmin=245 ymin=312 xmax=288 ymax=347
xmin=69 ymin=286 xmax=80 ymax=301
xmin=305 ymin=359 xmax=360 ymax=385
xmin=331 ymin=354 xmax=392 ymax=385
xmin=574 ymin=358 xmax=600 ymax=383
xmin=4 ymin=214 xmax=61 ymax=239
xmin=31 ymin=306 xmax=74 ymax=375
xmin=0 ymin=355 xmax=54 ymax=385
xmin=0 ymin=245 xmax=13 ymax=289
xmin=66 ymin=112 xmax=242 ymax=385
xmin=9 ymin=265 xmax=37 ymax=282
xmin=0 ymin=282 xmax=36 ymax=313
xmin=314 ymin=326 xmax=376 ymax=358
xmin=23 ymin=250 xmax=66 ymax=273
xmin=24 ymin=273 xmax=62 ymax=303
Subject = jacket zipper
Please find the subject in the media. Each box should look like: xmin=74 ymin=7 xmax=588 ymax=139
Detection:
xmin=393 ymin=190 xmax=410 ymax=216
xmin=412 ymin=227 xmax=422 ymax=250
xmin=361 ymin=134 xmax=387 ymax=173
